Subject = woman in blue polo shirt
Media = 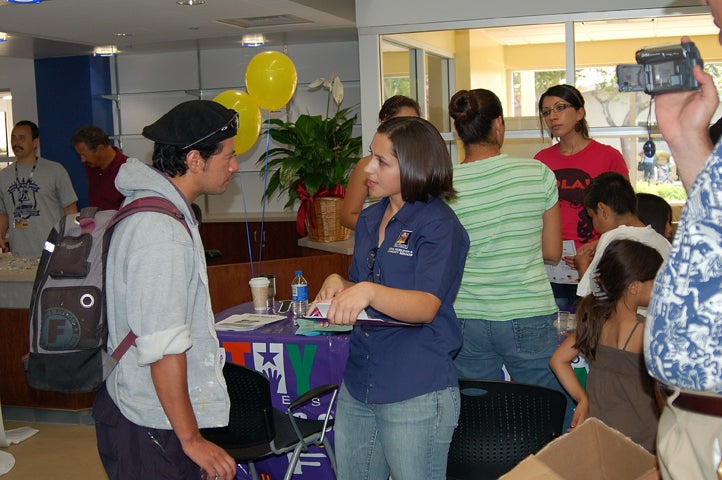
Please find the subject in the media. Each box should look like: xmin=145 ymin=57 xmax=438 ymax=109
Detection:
xmin=315 ymin=116 xmax=470 ymax=480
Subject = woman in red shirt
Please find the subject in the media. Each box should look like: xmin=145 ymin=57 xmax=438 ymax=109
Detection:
xmin=534 ymin=84 xmax=628 ymax=306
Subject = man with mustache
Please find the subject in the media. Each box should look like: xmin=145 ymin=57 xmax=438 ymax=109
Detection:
xmin=0 ymin=120 xmax=78 ymax=256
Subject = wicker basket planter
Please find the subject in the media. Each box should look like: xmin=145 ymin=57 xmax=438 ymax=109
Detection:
xmin=306 ymin=197 xmax=350 ymax=242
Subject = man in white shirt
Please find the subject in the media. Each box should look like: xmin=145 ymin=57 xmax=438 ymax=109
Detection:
xmin=574 ymin=171 xmax=671 ymax=297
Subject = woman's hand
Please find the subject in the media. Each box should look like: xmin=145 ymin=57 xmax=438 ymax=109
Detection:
xmin=561 ymin=255 xmax=577 ymax=269
xmin=325 ymin=282 xmax=375 ymax=325
xmin=308 ymin=273 xmax=356 ymax=322
xmin=314 ymin=273 xmax=348 ymax=303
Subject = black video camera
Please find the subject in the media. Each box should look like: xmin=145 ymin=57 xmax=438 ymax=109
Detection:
xmin=616 ymin=42 xmax=703 ymax=95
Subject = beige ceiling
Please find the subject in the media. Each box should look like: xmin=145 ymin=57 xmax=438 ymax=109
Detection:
xmin=0 ymin=0 xmax=358 ymax=58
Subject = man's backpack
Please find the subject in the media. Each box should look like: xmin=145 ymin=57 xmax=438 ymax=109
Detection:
xmin=25 ymin=197 xmax=190 ymax=393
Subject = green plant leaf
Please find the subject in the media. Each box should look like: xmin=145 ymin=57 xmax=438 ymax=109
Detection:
xmin=256 ymin=99 xmax=362 ymax=209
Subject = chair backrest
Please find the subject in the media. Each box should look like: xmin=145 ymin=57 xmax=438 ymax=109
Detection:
xmin=446 ymin=379 xmax=567 ymax=480
xmin=202 ymin=362 xmax=275 ymax=447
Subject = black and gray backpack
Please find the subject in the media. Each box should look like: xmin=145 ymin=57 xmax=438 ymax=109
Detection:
xmin=25 ymin=197 xmax=189 ymax=393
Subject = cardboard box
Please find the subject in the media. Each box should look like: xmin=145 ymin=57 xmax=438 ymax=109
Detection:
xmin=500 ymin=418 xmax=657 ymax=480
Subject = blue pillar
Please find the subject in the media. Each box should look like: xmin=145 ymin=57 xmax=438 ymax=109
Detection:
xmin=34 ymin=56 xmax=113 ymax=209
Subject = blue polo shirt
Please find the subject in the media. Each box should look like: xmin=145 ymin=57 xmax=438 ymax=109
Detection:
xmin=344 ymin=197 xmax=469 ymax=404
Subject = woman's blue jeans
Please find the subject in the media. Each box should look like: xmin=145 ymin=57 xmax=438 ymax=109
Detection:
xmin=334 ymin=383 xmax=460 ymax=480
xmin=453 ymin=314 xmax=574 ymax=430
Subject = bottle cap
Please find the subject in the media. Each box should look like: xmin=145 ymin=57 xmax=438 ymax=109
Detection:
xmin=295 ymin=270 xmax=302 ymax=275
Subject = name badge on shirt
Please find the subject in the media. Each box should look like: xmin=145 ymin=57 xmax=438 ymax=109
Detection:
xmin=394 ymin=230 xmax=412 ymax=248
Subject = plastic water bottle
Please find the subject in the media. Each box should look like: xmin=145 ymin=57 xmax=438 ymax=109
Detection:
xmin=291 ymin=270 xmax=308 ymax=317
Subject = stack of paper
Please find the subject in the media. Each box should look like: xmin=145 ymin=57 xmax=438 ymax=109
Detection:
xmin=214 ymin=313 xmax=287 ymax=331
xmin=295 ymin=318 xmax=353 ymax=336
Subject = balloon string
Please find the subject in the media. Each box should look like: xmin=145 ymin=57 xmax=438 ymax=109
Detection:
xmin=257 ymin=110 xmax=272 ymax=275
xmin=238 ymin=169 xmax=255 ymax=279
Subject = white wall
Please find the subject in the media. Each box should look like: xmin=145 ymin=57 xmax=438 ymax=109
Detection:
xmin=111 ymin=41 xmax=361 ymax=219
xmin=0 ymin=56 xmax=38 ymax=138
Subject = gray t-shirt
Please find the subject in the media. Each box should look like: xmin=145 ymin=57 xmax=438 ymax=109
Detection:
xmin=0 ymin=157 xmax=78 ymax=256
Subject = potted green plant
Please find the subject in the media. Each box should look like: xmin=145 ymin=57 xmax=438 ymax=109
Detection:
xmin=257 ymin=73 xmax=362 ymax=241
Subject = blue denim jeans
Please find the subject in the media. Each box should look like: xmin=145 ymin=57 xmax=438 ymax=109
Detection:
xmin=335 ymin=383 xmax=460 ymax=480
xmin=453 ymin=314 xmax=574 ymax=430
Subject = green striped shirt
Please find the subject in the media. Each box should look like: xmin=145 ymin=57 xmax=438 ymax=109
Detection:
xmin=450 ymin=154 xmax=558 ymax=320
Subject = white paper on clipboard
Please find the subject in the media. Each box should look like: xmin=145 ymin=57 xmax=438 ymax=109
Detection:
xmin=545 ymin=240 xmax=579 ymax=284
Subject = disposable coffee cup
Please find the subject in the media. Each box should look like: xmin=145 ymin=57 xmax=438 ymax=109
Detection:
xmin=249 ymin=277 xmax=270 ymax=312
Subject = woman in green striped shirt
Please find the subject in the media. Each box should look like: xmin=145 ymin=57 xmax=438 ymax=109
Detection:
xmin=448 ymin=88 xmax=572 ymax=428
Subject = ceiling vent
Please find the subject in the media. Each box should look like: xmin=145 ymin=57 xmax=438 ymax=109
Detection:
xmin=217 ymin=14 xmax=311 ymax=29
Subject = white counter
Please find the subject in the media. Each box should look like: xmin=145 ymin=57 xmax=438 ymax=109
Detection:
xmin=0 ymin=255 xmax=39 ymax=309
xmin=202 ymin=212 xmax=297 ymax=223
xmin=298 ymin=236 xmax=354 ymax=255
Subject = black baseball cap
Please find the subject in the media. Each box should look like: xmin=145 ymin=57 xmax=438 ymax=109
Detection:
xmin=142 ymin=100 xmax=238 ymax=149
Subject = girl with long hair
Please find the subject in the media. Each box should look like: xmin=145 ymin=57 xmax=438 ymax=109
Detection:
xmin=550 ymin=239 xmax=663 ymax=452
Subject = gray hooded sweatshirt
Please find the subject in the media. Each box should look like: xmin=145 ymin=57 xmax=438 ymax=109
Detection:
xmin=105 ymin=158 xmax=229 ymax=429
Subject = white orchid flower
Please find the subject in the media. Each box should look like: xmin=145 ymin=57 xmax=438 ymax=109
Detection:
xmin=308 ymin=77 xmax=330 ymax=91
xmin=330 ymin=75 xmax=344 ymax=106
xmin=309 ymin=73 xmax=345 ymax=115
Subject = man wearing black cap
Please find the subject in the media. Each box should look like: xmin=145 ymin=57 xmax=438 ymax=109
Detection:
xmin=93 ymin=100 xmax=239 ymax=480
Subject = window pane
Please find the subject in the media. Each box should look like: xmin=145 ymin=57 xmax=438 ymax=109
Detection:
xmin=377 ymin=14 xmax=718 ymax=205
xmin=381 ymin=34 xmax=455 ymax=134
xmin=381 ymin=39 xmax=412 ymax=99
xmin=425 ymin=52 xmax=451 ymax=132
xmin=0 ymin=91 xmax=11 ymax=159
xmin=469 ymin=23 xmax=567 ymax=128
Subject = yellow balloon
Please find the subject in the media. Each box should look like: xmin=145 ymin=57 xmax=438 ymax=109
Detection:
xmin=213 ymin=90 xmax=262 ymax=154
xmin=245 ymin=51 xmax=297 ymax=111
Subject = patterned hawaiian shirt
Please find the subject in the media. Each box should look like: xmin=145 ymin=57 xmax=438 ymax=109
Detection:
xmin=644 ymin=143 xmax=722 ymax=394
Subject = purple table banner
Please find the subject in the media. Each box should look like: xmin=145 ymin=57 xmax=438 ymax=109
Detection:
xmin=215 ymin=302 xmax=349 ymax=480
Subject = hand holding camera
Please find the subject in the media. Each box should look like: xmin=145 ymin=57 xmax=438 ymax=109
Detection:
xmin=645 ymin=38 xmax=719 ymax=191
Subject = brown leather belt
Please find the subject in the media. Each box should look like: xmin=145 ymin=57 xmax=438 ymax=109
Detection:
xmin=673 ymin=391 xmax=722 ymax=417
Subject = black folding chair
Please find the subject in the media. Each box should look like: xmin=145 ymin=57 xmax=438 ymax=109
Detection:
xmin=201 ymin=362 xmax=338 ymax=480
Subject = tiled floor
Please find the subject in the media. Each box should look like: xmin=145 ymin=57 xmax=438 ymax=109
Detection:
xmin=1 ymin=420 xmax=106 ymax=479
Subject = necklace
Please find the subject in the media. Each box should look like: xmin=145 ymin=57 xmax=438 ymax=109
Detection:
xmin=14 ymin=159 xmax=37 ymax=203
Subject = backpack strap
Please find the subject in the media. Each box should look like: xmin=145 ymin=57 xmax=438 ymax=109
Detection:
xmin=105 ymin=196 xmax=192 ymax=362
xmin=107 ymin=197 xmax=190 ymax=237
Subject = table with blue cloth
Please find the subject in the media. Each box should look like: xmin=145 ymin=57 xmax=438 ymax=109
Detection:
xmin=215 ymin=302 xmax=350 ymax=480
